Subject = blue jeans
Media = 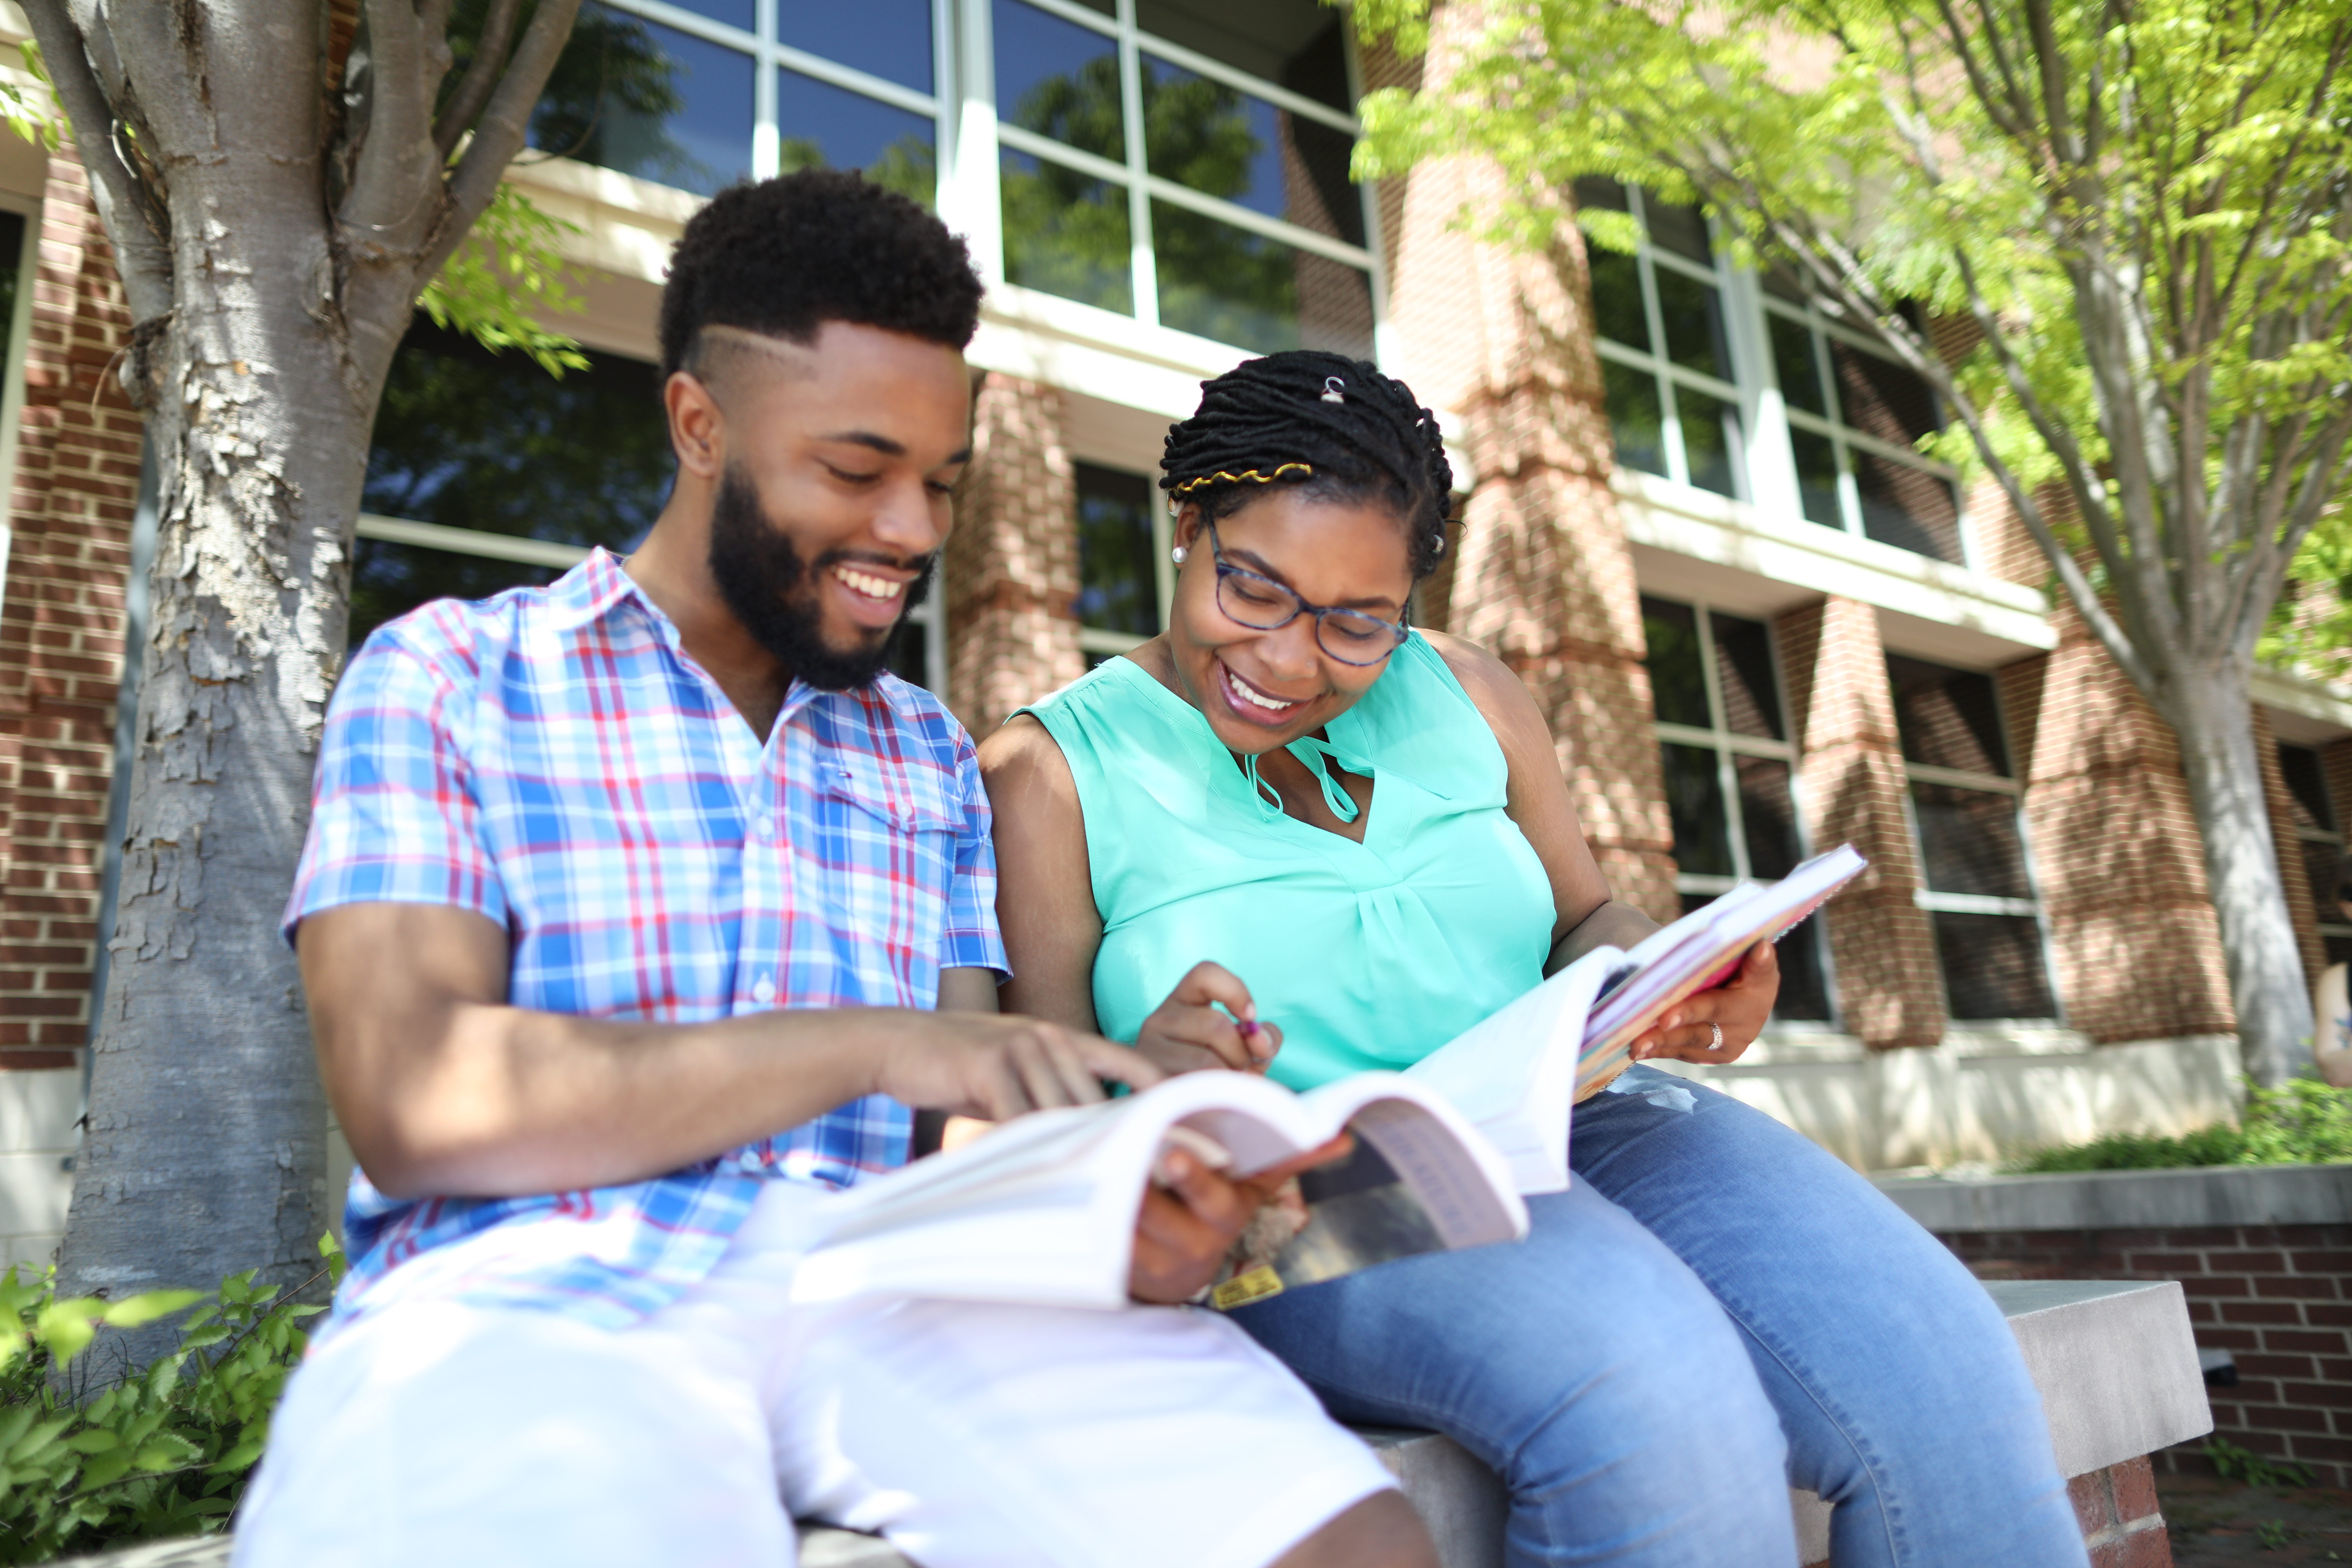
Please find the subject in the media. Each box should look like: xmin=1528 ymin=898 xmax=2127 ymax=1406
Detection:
xmin=1229 ymin=1067 xmax=2087 ymax=1568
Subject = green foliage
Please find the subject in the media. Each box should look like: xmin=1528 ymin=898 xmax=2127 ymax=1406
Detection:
xmin=2008 ymin=1079 xmax=2352 ymax=1172
xmin=0 ymin=44 xmax=63 ymax=153
xmin=2206 ymin=1436 xmax=2315 ymax=1490
xmin=416 ymin=181 xmax=590 ymax=381
xmin=1349 ymin=0 xmax=2352 ymax=674
xmin=0 ymin=1236 xmax=344 ymax=1564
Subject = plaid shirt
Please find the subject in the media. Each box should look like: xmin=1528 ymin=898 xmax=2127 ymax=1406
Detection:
xmin=284 ymin=550 xmax=1007 ymax=1329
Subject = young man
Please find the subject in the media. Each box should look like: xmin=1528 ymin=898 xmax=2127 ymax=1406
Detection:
xmin=239 ymin=173 xmax=1437 ymax=1568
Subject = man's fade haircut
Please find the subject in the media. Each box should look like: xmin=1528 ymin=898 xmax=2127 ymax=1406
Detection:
xmin=658 ymin=170 xmax=984 ymax=381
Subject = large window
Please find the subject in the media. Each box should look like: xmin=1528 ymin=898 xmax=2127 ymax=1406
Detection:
xmin=527 ymin=1 xmax=942 ymax=201
xmin=994 ymin=0 xmax=1377 ymax=357
xmin=1764 ymin=283 xmax=1965 ymax=565
xmin=1070 ymin=461 xmax=1170 ymax=663
xmin=1577 ymin=180 xmax=1742 ymax=503
xmin=1887 ymin=656 xmax=2054 ymax=1021
xmin=359 ymin=319 xmax=944 ymax=690
xmin=2277 ymin=742 xmax=2352 ymax=969
xmin=1640 ymin=596 xmax=1832 ymax=1022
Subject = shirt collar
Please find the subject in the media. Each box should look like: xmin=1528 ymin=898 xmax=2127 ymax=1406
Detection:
xmin=544 ymin=548 xmax=930 ymax=724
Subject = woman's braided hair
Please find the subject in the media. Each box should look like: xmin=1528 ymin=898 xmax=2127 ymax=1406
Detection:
xmin=1159 ymin=351 xmax=1455 ymax=582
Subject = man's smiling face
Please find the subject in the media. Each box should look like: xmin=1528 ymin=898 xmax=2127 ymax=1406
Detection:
xmin=696 ymin=320 xmax=971 ymax=688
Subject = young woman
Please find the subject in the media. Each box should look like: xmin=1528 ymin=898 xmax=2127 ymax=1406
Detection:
xmin=979 ymin=351 xmax=2086 ymax=1568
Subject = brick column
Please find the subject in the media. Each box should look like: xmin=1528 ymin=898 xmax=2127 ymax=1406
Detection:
xmin=2257 ymin=705 xmax=2325 ymax=991
xmin=942 ymin=372 xmax=1085 ymax=738
xmin=1382 ymin=18 xmax=1675 ymax=920
xmin=2020 ymin=608 xmax=2233 ymax=1043
xmin=0 ymin=144 xmax=143 ymax=1070
xmin=1777 ymin=598 xmax=1945 ymax=1048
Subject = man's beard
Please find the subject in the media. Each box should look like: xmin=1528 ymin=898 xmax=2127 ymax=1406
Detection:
xmin=707 ymin=464 xmax=934 ymax=692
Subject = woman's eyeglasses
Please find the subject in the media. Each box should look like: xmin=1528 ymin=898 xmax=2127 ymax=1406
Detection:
xmin=1205 ymin=523 xmax=1409 ymax=667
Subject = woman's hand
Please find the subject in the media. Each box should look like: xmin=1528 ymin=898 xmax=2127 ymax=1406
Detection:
xmin=1133 ymin=960 xmax=1282 ymax=1077
xmin=1128 ymin=1135 xmax=1350 ymax=1303
xmin=1628 ymin=940 xmax=1779 ymax=1065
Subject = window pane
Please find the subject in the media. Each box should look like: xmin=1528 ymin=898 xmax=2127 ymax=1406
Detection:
xmin=1142 ymin=56 xmax=1361 ymax=246
xmin=994 ymin=1 xmax=1125 ymax=161
xmin=1830 ymin=339 xmax=1940 ymax=444
xmin=364 ymin=319 xmax=668 ymax=552
xmin=1586 ymin=249 xmax=1650 ymax=352
xmin=1001 ymin=150 xmax=1133 ymax=314
xmin=1768 ymin=313 xmax=1826 ymax=417
xmin=2279 ymin=743 xmax=2337 ymax=834
xmin=1773 ymin=918 xmax=1834 ymax=1021
xmin=1887 ymin=655 xmax=2011 ymax=776
xmin=532 ymin=14 xmax=752 ymax=196
xmin=1790 ymin=427 xmax=1842 ymax=528
xmin=1640 ymin=596 xmax=1709 ymax=728
xmin=1932 ymin=911 xmax=2054 ymax=1020
xmin=1911 ymin=783 xmax=2032 ymax=899
xmin=349 ymin=541 xmax=564 ymax=651
xmin=1710 ymin=612 xmax=1783 ymax=738
xmin=1073 ymin=464 xmax=1161 ymax=637
xmin=1853 ymin=450 xmax=1962 ymax=563
xmin=0 ymin=211 xmax=22 ymax=364
xmin=777 ymin=72 xmax=935 ymax=205
xmin=2330 ymin=934 xmax=2352 ymax=970
xmin=778 ymin=0 xmax=932 ymax=93
xmin=1574 ymin=176 xmax=1631 ymax=215
xmin=1151 ymin=201 xmax=1373 ymax=357
xmin=1654 ymin=268 xmax=1731 ymax=381
xmin=1675 ymin=386 xmax=1739 ymax=498
xmin=887 ymin=614 xmax=931 ymax=691
xmin=1135 ymin=0 xmax=1352 ymax=112
xmin=1661 ymin=743 xmax=1734 ymax=877
xmin=660 ymin=0 xmax=752 ymax=29
xmin=1603 ymin=361 xmax=1666 ymax=478
xmin=1643 ymin=199 xmax=1710 ymax=265
xmin=1736 ymin=755 xmax=1801 ymax=878
xmin=2301 ymin=837 xmax=2346 ymax=924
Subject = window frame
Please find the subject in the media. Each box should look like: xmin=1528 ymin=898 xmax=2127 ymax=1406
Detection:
xmin=1642 ymin=594 xmax=1839 ymax=1028
xmin=2275 ymin=740 xmax=2352 ymax=960
xmin=0 ymin=192 xmax=39 ymax=618
xmin=1069 ymin=458 xmax=1174 ymax=660
xmin=1588 ymin=186 xmax=1750 ymax=504
xmin=980 ymin=0 xmax=1388 ymax=357
xmin=1890 ymin=660 xmax=2061 ymax=1024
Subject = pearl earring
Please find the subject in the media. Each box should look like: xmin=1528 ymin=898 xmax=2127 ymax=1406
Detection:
xmin=1170 ymin=545 xmax=1189 ymax=564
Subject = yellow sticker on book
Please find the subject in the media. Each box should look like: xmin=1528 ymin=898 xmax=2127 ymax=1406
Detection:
xmin=1211 ymin=1266 xmax=1285 ymax=1311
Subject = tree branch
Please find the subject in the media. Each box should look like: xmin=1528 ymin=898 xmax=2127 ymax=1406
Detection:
xmin=17 ymin=1 xmax=172 ymax=326
xmin=424 ymin=0 xmax=582 ymax=279
xmin=433 ymin=0 xmax=526 ymax=159
xmin=340 ymin=0 xmax=442 ymax=245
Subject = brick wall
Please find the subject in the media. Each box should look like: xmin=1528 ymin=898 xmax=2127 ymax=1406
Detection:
xmin=1940 ymin=1224 xmax=2352 ymax=1490
xmin=1777 ymin=598 xmax=1945 ymax=1048
xmin=0 ymin=142 xmax=140 ymax=1070
xmin=943 ymin=372 xmax=1086 ymax=737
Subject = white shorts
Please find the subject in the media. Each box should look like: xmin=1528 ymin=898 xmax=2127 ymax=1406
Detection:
xmin=233 ymin=1183 xmax=1393 ymax=1568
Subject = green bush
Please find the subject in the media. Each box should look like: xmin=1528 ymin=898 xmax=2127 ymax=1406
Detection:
xmin=0 ymin=1235 xmax=341 ymax=1563
xmin=2007 ymin=1079 xmax=2352 ymax=1174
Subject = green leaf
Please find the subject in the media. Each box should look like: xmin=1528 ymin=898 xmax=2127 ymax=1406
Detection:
xmin=100 ymin=1290 xmax=203 ymax=1330
xmin=57 ymin=1432 xmax=117 ymax=1456
xmin=419 ymin=183 xmax=590 ymax=379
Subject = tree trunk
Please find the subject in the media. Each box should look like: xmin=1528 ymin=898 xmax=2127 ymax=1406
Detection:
xmin=55 ymin=40 xmax=365 ymax=1310
xmin=2168 ymin=662 xmax=2313 ymax=1087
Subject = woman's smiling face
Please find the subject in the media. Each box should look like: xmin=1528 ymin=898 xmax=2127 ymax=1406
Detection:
xmin=1164 ymin=486 xmax=1417 ymax=754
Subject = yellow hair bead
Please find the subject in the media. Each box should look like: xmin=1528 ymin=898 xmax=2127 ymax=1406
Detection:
xmin=1170 ymin=462 xmax=1314 ymax=495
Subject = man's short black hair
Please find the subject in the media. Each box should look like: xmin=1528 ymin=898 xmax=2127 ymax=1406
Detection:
xmin=658 ymin=170 xmax=983 ymax=379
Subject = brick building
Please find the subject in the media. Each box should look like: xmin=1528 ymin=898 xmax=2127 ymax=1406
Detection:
xmin=0 ymin=0 xmax=2341 ymax=1256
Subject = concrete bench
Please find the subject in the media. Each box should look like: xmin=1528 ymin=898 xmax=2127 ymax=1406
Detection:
xmin=59 ymin=1279 xmax=2208 ymax=1568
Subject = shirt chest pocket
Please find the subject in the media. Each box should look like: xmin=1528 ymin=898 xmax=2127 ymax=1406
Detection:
xmin=805 ymin=756 xmax=964 ymax=984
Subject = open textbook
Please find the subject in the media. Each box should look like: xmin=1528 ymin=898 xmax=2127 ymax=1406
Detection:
xmin=788 ymin=1068 xmax=1531 ymax=1312
xmin=1407 ymin=842 xmax=1867 ymax=1194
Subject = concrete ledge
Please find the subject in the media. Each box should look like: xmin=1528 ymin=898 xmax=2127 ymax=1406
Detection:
xmin=1876 ymin=1162 xmax=2352 ymax=1232
xmin=59 ymin=1281 xmax=2210 ymax=1568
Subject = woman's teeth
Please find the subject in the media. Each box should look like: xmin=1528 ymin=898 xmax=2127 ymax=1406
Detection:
xmin=834 ymin=566 xmax=904 ymax=601
xmin=1224 ymin=664 xmax=1300 ymax=714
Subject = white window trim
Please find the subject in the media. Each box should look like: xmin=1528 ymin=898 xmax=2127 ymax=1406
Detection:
xmin=1589 ymin=187 xmax=1749 ymax=503
xmin=1893 ymin=667 xmax=2062 ymax=1024
xmin=2276 ymin=740 xmax=2352 ymax=954
xmin=1071 ymin=456 xmax=1173 ymax=656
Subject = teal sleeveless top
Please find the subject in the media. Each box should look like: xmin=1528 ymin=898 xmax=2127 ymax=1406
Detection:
xmin=1020 ymin=634 xmax=1556 ymax=1091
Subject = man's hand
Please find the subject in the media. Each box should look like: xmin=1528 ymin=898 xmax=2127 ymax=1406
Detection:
xmin=1133 ymin=961 xmax=1282 ymax=1077
xmin=1628 ymin=940 xmax=1780 ymax=1065
xmin=1128 ymin=1135 xmax=1349 ymax=1304
xmin=873 ymin=1010 xmax=1165 ymax=1119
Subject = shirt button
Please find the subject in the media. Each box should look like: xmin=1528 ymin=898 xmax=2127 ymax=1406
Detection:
xmin=752 ymin=975 xmax=777 ymax=1004
xmin=751 ymin=818 xmax=774 ymax=841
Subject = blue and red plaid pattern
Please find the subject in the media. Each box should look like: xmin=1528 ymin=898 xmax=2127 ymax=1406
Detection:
xmin=285 ymin=550 xmax=1007 ymax=1329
